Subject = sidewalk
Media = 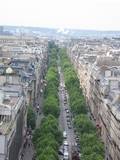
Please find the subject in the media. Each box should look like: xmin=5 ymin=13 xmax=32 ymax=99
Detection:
xmin=19 ymin=93 xmax=44 ymax=160
xmin=22 ymin=143 xmax=34 ymax=160
xmin=36 ymin=113 xmax=44 ymax=128
xmin=19 ymin=112 xmax=43 ymax=160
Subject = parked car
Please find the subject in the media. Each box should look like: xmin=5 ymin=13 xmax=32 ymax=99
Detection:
xmin=67 ymin=122 xmax=71 ymax=126
xmin=63 ymin=131 xmax=67 ymax=138
xmin=63 ymin=151 xmax=69 ymax=160
xmin=66 ymin=114 xmax=70 ymax=118
xmin=63 ymin=145 xmax=68 ymax=152
xmin=65 ymin=108 xmax=68 ymax=111
xmin=64 ymin=140 xmax=69 ymax=146
xmin=64 ymin=101 xmax=67 ymax=105
xmin=68 ymin=125 xmax=72 ymax=129
xmin=66 ymin=109 xmax=69 ymax=113
xmin=77 ymin=147 xmax=80 ymax=153
xmin=67 ymin=118 xmax=70 ymax=122
xmin=77 ymin=143 xmax=80 ymax=147
xmin=75 ymin=137 xmax=79 ymax=142
xmin=58 ymin=149 xmax=64 ymax=156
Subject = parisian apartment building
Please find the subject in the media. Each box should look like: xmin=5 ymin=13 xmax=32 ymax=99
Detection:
xmin=0 ymin=36 xmax=48 ymax=160
xmin=67 ymin=38 xmax=120 ymax=160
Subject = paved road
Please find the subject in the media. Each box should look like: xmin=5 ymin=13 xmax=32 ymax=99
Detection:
xmin=58 ymin=65 xmax=76 ymax=160
xmin=22 ymin=144 xmax=34 ymax=160
xmin=21 ymin=113 xmax=43 ymax=160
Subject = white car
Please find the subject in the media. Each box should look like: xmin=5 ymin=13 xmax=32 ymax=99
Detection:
xmin=64 ymin=140 xmax=68 ymax=146
xmin=66 ymin=109 xmax=69 ymax=113
xmin=63 ymin=131 xmax=67 ymax=138
xmin=63 ymin=151 xmax=69 ymax=160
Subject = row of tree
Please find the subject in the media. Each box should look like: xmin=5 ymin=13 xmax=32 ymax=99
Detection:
xmin=59 ymin=48 xmax=104 ymax=160
xmin=33 ymin=115 xmax=62 ymax=160
xmin=43 ymin=42 xmax=60 ymax=118
xmin=33 ymin=42 xmax=62 ymax=160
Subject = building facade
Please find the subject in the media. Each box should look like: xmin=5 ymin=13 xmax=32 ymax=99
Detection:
xmin=67 ymin=38 xmax=120 ymax=160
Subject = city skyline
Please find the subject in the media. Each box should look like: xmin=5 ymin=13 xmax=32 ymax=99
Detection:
xmin=0 ymin=0 xmax=120 ymax=31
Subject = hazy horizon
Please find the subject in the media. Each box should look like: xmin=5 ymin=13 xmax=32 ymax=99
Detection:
xmin=1 ymin=0 xmax=120 ymax=31
xmin=2 ymin=25 xmax=120 ymax=32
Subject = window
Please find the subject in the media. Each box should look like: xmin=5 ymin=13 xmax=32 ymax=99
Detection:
xmin=105 ymin=70 xmax=111 ymax=77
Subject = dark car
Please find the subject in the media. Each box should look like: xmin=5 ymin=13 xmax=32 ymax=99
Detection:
xmin=68 ymin=125 xmax=72 ymax=129
xmin=66 ymin=114 xmax=70 ymax=118
xmin=65 ymin=108 xmax=68 ymax=111
xmin=67 ymin=122 xmax=71 ymax=126
xmin=58 ymin=150 xmax=64 ymax=156
xmin=67 ymin=118 xmax=70 ymax=122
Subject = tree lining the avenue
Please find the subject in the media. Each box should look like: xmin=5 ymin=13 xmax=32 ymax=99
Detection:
xmin=33 ymin=42 xmax=62 ymax=160
xmin=31 ymin=42 xmax=104 ymax=160
xmin=59 ymin=48 xmax=104 ymax=160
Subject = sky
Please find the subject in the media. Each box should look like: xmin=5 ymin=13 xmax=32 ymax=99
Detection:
xmin=0 ymin=0 xmax=120 ymax=30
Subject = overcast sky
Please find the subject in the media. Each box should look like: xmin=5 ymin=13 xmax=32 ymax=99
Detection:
xmin=0 ymin=0 xmax=120 ymax=30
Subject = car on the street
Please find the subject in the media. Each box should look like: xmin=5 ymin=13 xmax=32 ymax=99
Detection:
xmin=75 ymin=142 xmax=78 ymax=146
xmin=64 ymin=140 xmax=69 ymax=146
xmin=66 ymin=114 xmax=70 ymax=118
xmin=63 ymin=145 xmax=68 ymax=152
xmin=68 ymin=125 xmax=72 ymax=129
xmin=63 ymin=151 xmax=69 ymax=160
xmin=58 ymin=149 xmax=64 ymax=156
xmin=64 ymin=97 xmax=67 ymax=101
xmin=63 ymin=146 xmax=68 ymax=153
xmin=65 ymin=108 xmax=68 ymax=111
xmin=75 ymin=142 xmax=80 ymax=148
xmin=64 ymin=101 xmax=67 ymax=105
xmin=74 ymin=129 xmax=77 ymax=133
xmin=67 ymin=118 xmax=70 ymax=122
xmin=66 ymin=109 xmax=69 ymax=113
xmin=75 ymin=137 xmax=79 ymax=141
xmin=67 ymin=121 xmax=71 ymax=125
xmin=77 ymin=143 xmax=80 ymax=147
xmin=63 ymin=131 xmax=67 ymax=138
xmin=77 ymin=147 xmax=80 ymax=153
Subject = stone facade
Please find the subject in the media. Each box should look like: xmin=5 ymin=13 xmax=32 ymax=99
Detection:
xmin=0 ymin=36 xmax=48 ymax=160
xmin=67 ymin=38 xmax=120 ymax=160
